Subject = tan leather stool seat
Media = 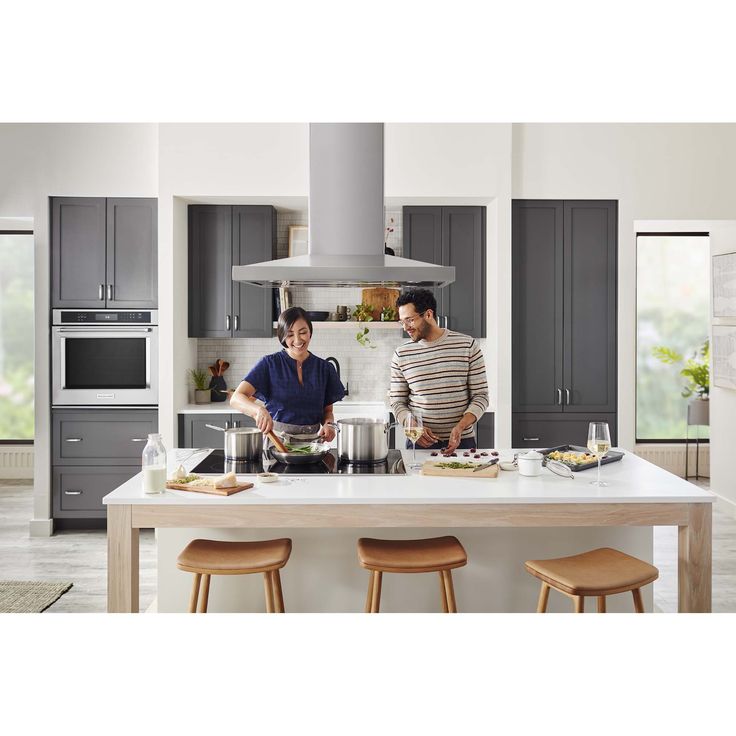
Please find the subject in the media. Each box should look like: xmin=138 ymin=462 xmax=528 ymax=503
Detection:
xmin=177 ymin=538 xmax=292 ymax=613
xmin=525 ymin=547 xmax=659 ymax=613
xmin=357 ymin=536 xmax=468 ymax=613
xmin=177 ymin=538 xmax=292 ymax=575
xmin=358 ymin=535 xmax=468 ymax=573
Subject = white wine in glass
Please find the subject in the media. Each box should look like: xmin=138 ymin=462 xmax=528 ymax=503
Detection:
xmin=587 ymin=422 xmax=611 ymax=487
xmin=405 ymin=414 xmax=423 ymax=470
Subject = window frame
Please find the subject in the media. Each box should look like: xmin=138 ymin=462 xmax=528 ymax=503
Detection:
xmin=635 ymin=230 xmax=710 ymax=444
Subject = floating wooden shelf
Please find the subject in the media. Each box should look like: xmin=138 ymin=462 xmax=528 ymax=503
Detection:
xmin=271 ymin=321 xmax=403 ymax=330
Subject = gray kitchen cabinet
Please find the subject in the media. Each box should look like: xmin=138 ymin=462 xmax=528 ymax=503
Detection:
xmin=512 ymin=413 xmax=617 ymax=449
xmin=51 ymin=408 xmax=158 ymax=520
xmin=178 ymin=413 xmax=256 ymax=448
xmin=106 ymin=198 xmax=158 ymax=309
xmin=51 ymin=197 xmax=157 ymax=309
xmin=403 ymin=206 xmax=486 ymax=338
xmin=188 ymin=205 xmax=276 ymax=338
xmin=512 ymin=200 xmax=617 ymax=447
xmin=475 ymin=413 xmax=495 ymax=449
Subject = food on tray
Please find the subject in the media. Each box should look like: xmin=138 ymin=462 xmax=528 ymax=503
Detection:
xmin=168 ymin=470 xmax=238 ymax=488
xmin=434 ymin=461 xmax=481 ymax=470
xmin=171 ymin=464 xmax=188 ymax=481
xmin=283 ymin=443 xmax=321 ymax=455
xmin=546 ymin=450 xmax=597 ymax=465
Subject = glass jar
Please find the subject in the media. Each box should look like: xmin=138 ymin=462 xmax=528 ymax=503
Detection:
xmin=141 ymin=433 xmax=167 ymax=494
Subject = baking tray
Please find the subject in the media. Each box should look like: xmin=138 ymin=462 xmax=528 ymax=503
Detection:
xmin=540 ymin=444 xmax=624 ymax=472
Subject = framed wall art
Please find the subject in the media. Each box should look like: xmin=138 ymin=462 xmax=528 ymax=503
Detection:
xmin=712 ymin=252 xmax=736 ymax=318
xmin=712 ymin=325 xmax=736 ymax=389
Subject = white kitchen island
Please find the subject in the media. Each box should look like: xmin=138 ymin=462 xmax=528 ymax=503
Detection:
xmin=104 ymin=449 xmax=714 ymax=613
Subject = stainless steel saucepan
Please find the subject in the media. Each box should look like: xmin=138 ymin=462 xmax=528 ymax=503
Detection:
xmin=333 ymin=417 xmax=398 ymax=464
xmin=206 ymin=423 xmax=263 ymax=461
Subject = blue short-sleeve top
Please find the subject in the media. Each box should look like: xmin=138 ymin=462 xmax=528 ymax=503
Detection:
xmin=243 ymin=351 xmax=345 ymax=426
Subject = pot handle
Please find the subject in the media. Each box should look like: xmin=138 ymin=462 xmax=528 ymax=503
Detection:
xmin=205 ymin=424 xmax=226 ymax=432
xmin=327 ymin=421 xmax=340 ymax=435
xmin=384 ymin=421 xmax=399 ymax=434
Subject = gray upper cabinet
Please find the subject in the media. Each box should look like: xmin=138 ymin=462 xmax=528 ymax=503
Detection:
xmin=51 ymin=198 xmax=107 ymax=308
xmin=51 ymin=197 xmax=157 ymax=309
xmin=512 ymin=199 xmax=617 ymax=445
xmin=403 ymin=206 xmax=485 ymax=337
xmin=106 ymin=198 xmax=158 ymax=309
xmin=189 ymin=205 xmax=276 ymax=338
xmin=232 ymin=206 xmax=277 ymax=338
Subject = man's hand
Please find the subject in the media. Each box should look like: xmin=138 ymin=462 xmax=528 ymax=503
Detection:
xmin=416 ymin=426 xmax=441 ymax=448
xmin=445 ymin=424 xmax=465 ymax=454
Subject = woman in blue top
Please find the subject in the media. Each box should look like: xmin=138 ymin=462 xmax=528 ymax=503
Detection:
xmin=230 ymin=307 xmax=345 ymax=443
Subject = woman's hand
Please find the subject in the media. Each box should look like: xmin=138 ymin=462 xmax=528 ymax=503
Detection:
xmin=319 ymin=423 xmax=336 ymax=442
xmin=254 ymin=405 xmax=273 ymax=435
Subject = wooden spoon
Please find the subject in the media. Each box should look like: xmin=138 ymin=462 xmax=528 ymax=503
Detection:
xmin=266 ymin=431 xmax=288 ymax=454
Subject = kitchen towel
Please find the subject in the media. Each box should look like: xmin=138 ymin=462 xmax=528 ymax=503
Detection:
xmin=0 ymin=580 xmax=73 ymax=613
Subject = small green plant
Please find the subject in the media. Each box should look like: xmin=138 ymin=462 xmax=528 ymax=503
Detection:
xmin=380 ymin=305 xmax=397 ymax=321
xmin=353 ymin=303 xmax=374 ymax=322
xmin=652 ymin=339 xmax=709 ymax=398
xmin=188 ymin=368 xmax=210 ymax=391
xmin=356 ymin=326 xmax=376 ymax=349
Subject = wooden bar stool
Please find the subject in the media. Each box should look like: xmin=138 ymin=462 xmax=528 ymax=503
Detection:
xmin=524 ymin=547 xmax=659 ymax=613
xmin=177 ymin=538 xmax=292 ymax=613
xmin=357 ymin=536 xmax=468 ymax=613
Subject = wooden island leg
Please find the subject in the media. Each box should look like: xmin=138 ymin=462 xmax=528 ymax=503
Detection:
xmin=107 ymin=504 xmax=139 ymax=613
xmin=678 ymin=503 xmax=712 ymax=613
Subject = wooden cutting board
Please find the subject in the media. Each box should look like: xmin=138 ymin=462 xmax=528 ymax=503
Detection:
xmin=361 ymin=287 xmax=400 ymax=321
xmin=420 ymin=461 xmax=499 ymax=478
xmin=165 ymin=481 xmax=254 ymax=496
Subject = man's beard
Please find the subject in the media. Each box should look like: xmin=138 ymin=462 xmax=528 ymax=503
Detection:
xmin=411 ymin=321 xmax=429 ymax=341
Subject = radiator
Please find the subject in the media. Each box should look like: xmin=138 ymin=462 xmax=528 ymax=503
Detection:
xmin=634 ymin=444 xmax=710 ymax=478
xmin=0 ymin=445 xmax=34 ymax=479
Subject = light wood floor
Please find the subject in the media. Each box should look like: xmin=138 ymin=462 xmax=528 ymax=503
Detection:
xmin=1 ymin=478 xmax=733 ymax=612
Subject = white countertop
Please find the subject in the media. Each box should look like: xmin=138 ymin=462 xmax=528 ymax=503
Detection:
xmin=103 ymin=448 xmax=714 ymax=506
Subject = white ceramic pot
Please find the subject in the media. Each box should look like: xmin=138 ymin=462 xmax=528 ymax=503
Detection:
xmin=517 ymin=450 xmax=544 ymax=477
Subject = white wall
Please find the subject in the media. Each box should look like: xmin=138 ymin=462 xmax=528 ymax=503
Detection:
xmin=512 ymin=123 xmax=736 ymax=449
xmin=0 ymin=123 xmax=158 ymax=534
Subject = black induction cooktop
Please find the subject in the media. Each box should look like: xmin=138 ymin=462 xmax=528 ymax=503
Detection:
xmin=190 ymin=449 xmax=406 ymax=476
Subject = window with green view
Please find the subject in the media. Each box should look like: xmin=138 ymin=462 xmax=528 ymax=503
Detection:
xmin=636 ymin=234 xmax=709 ymax=441
xmin=0 ymin=232 xmax=34 ymax=441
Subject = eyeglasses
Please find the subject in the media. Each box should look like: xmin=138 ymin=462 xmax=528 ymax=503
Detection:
xmin=398 ymin=312 xmax=426 ymax=327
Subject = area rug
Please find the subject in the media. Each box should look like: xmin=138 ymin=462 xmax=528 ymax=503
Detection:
xmin=0 ymin=581 xmax=73 ymax=613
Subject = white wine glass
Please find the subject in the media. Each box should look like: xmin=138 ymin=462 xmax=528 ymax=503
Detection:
xmin=587 ymin=422 xmax=611 ymax=487
xmin=405 ymin=413 xmax=424 ymax=470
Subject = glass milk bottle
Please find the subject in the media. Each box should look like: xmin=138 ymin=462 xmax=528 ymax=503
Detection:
xmin=141 ymin=433 xmax=167 ymax=494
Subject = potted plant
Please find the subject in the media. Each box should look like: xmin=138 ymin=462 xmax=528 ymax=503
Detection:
xmin=352 ymin=303 xmax=374 ymax=322
xmin=380 ymin=305 xmax=397 ymax=322
xmin=652 ymin=339 xmax=710 ymax=425
xmin=188 ymin=368 xmax=210 ymax=404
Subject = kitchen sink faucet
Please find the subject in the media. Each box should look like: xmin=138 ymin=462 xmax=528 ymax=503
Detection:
xmin=325 ymin=356 xmax=349 ymax=396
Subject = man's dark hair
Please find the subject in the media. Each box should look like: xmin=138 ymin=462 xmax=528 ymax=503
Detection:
xmin=277 ymin=306 xmax=313 ymax=347
xmin=395 ymin=289 xmax=437 ymax=320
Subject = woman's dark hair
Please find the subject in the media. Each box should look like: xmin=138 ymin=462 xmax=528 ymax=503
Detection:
xmin=277 ymin=307 xmax=313 ymax=347
xmin=395 ymin=288 xmax=437 ymax=320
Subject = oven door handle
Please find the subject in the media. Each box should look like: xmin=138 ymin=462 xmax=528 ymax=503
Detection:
xmin=56 ymin=327 xmax=153 ymax=334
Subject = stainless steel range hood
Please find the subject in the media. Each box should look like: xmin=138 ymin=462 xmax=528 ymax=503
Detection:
xmin=232 ymin=123 xmax=455 ymax=288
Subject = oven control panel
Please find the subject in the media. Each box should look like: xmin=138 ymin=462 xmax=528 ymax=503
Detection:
xmin=55 ymin=310 xmax=157 ymax=325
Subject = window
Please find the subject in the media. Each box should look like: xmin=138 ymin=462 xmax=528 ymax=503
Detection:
xmin=0 ymin=231 xmax=34 ymax=441
xmin=636 ymin=233 xmax=709 ymax=441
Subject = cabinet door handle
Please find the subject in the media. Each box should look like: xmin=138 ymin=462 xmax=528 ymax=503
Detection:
xmin=556 ymin=388 xmax=562 ymax=405
xmin=107 ymin=284 xmax=113 ymax=301
xmin=64 ymin=490 xmax=83 ymax=496
xmin=565 ymin=388 xmax=571 ymax=405
xmin=522 ymin=437 xmax=540 ymax=442
xmin=131 ymin=438 xmax=147 ymax=442
xmin=98 ymin=284 xmax=105 ymax=301
xmin=65 ymin=438 xmax=83 ymax=443
xmin=226 ymin=315 xmax=231 ymax=331
xmin=234 ymin=315 xmax=239 ymax=331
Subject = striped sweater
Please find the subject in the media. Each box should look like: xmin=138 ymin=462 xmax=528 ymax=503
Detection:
xmin=390 ymin=329 xmax=490 ymax=441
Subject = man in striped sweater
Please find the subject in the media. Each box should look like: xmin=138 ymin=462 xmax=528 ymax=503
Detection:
xmin=390 ymin=289 xmax=489 ymax=454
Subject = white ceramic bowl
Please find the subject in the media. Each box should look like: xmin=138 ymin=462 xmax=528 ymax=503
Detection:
xmin=257 ymin=472 xmax=279 ymax=483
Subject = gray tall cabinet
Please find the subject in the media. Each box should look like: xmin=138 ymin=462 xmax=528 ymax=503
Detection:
xmin=512 ymin=200 xmax=617 ymax=448
xmin=188 ymin=205 xmax=276 ymax=338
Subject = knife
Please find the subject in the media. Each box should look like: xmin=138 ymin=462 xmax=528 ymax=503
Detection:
xmin=473 ymin=458 xmax=499 ymax=472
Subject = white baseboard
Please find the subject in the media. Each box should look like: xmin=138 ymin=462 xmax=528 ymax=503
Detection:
xmin=29 ymin=518 xmax=54 ymax=537
xmin=0 ymin=445 xmax=34 ymax=479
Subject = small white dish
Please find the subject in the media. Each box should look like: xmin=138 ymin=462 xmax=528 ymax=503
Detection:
xmin=257 ymin=472 xmax=279 ymax=483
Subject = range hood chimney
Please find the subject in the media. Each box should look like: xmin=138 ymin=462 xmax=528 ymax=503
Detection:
xmin=232 ymin=123 xmax=455 ymax=288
